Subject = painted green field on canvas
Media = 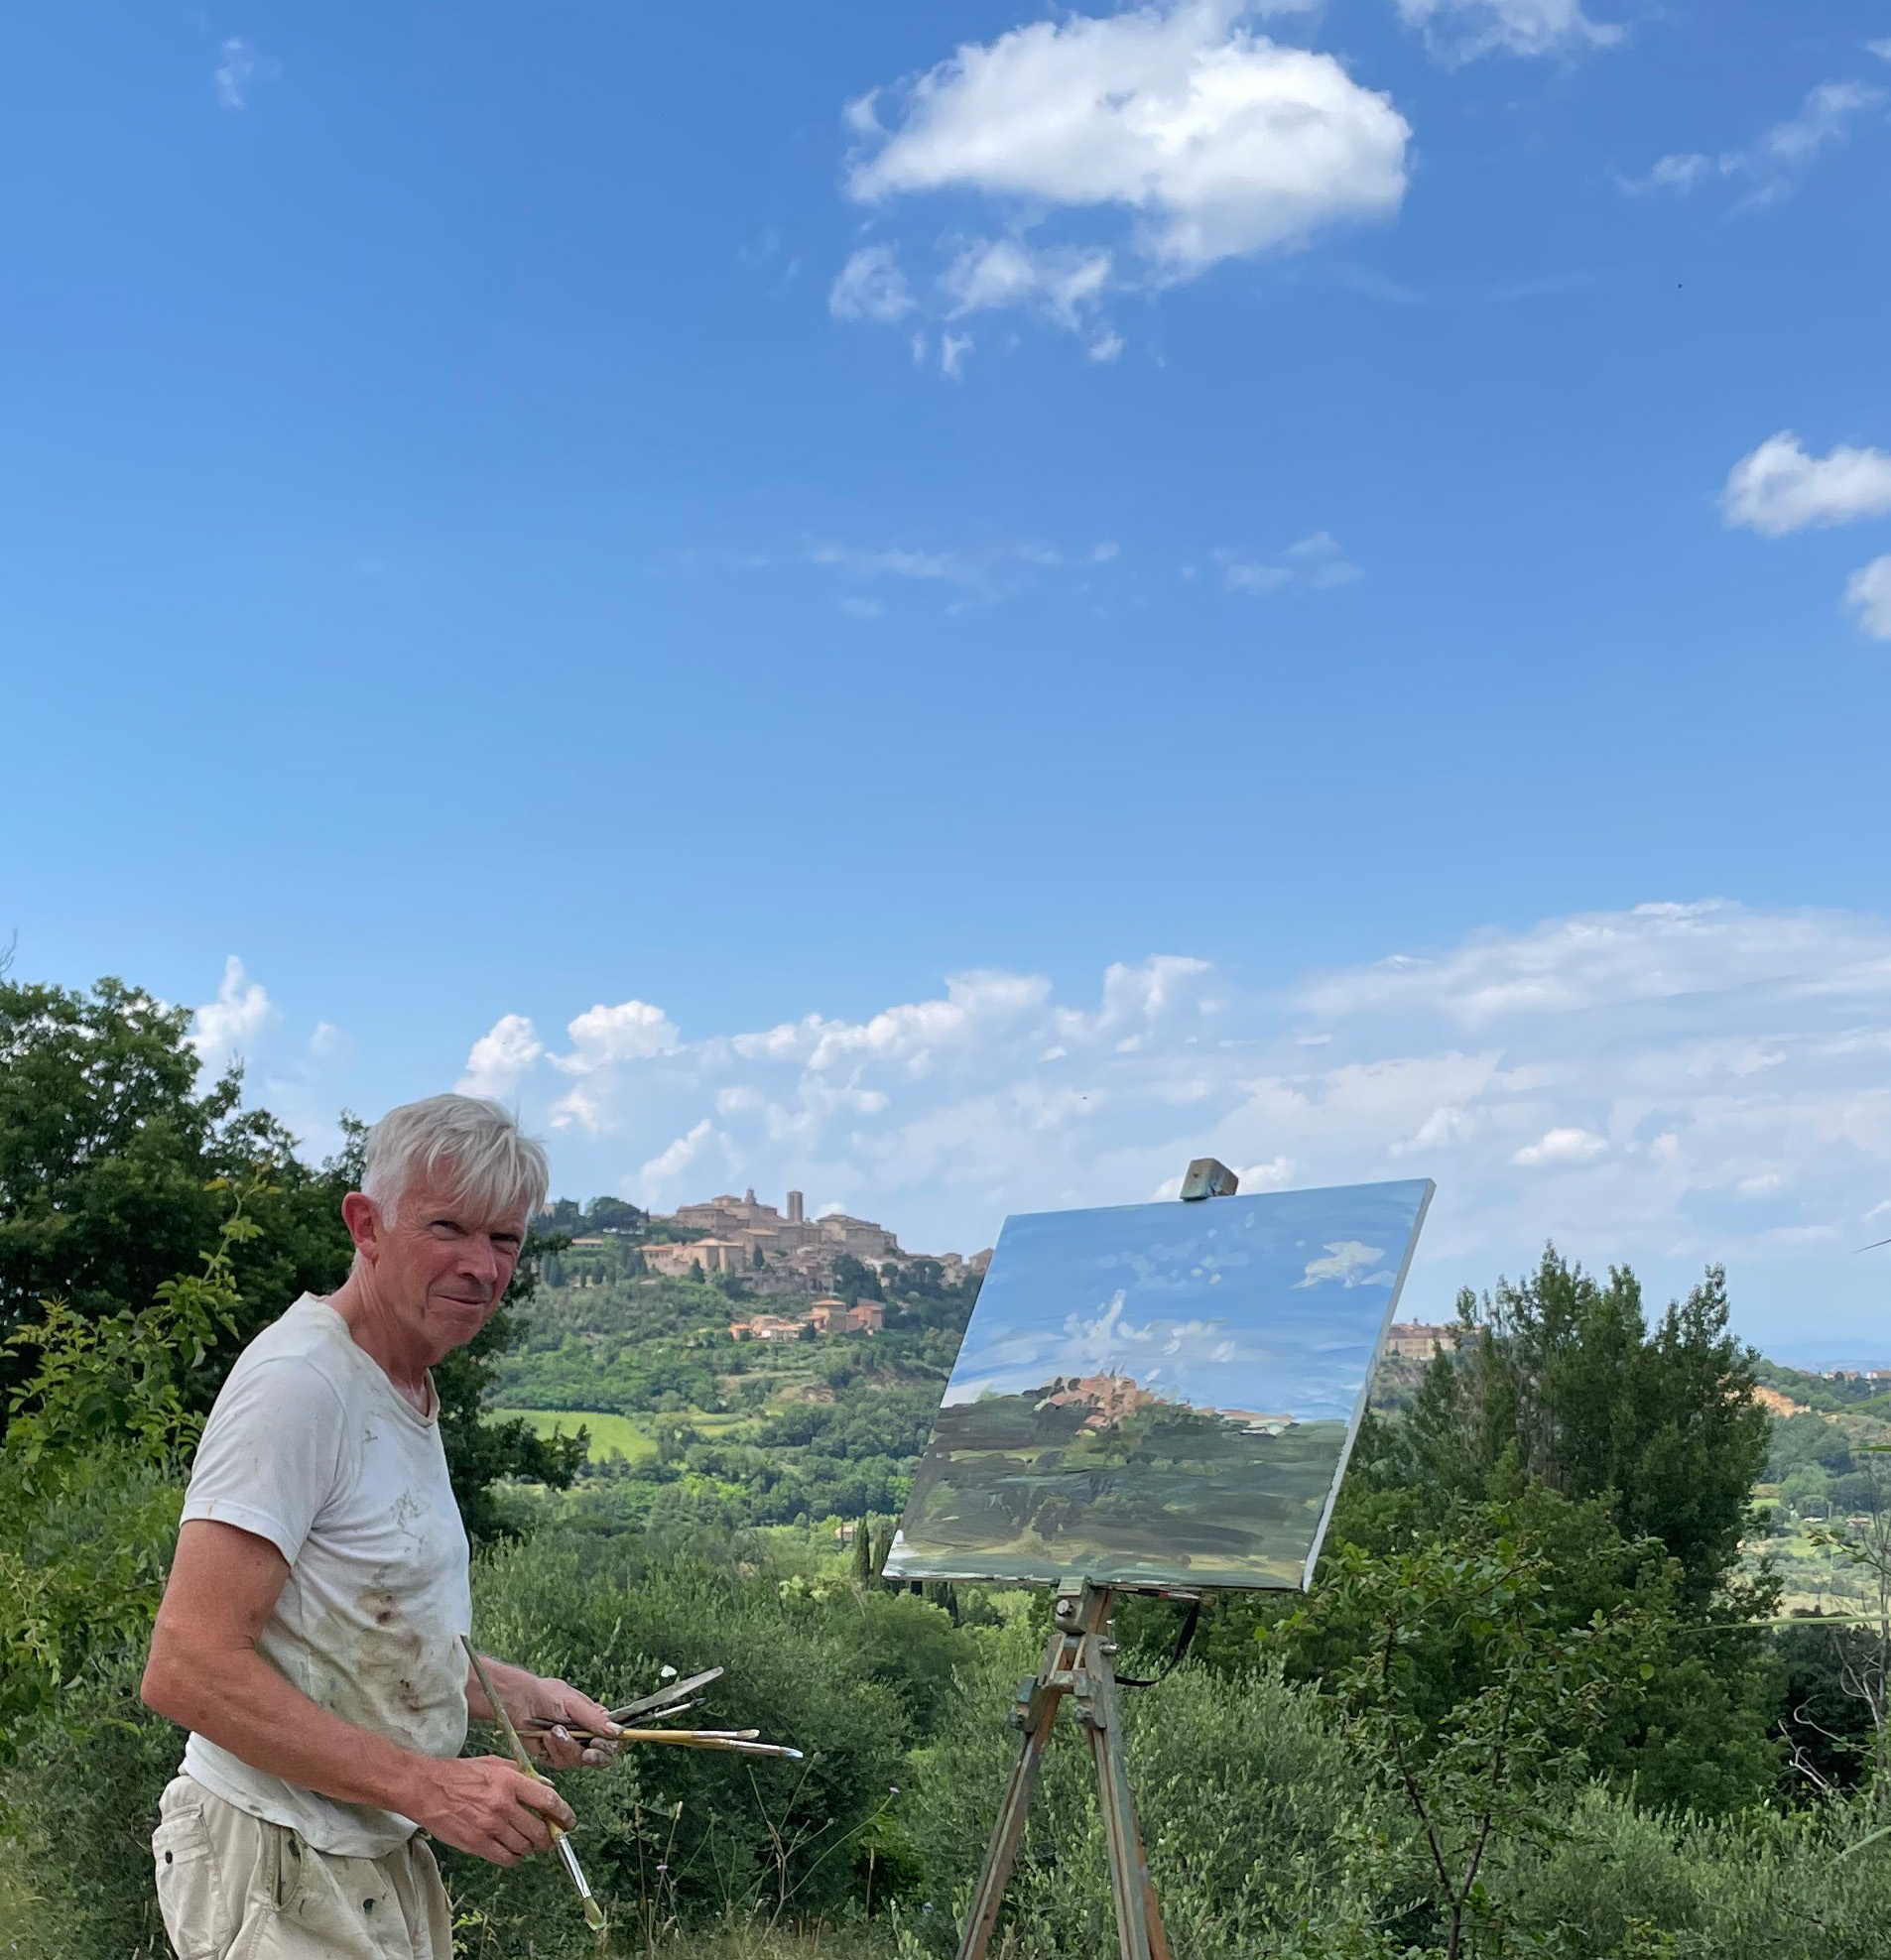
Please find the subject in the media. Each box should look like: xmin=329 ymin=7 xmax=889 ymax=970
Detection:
xmin=895 ymin=1392 xmax=1349 ymax=1588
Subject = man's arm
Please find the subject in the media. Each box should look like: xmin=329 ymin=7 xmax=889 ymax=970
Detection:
xmin=141 ymin=1520 xmax=574 ymax=1866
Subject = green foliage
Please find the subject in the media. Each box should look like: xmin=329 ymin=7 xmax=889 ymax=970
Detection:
xmin=1385 ymin=1251 xmax=1768 ymax=1608
xmin=455 ymin=1532 xmax=911 ymax=1940
xmin=0 ymin=975 xmax=357 ymax=1409
xmin=0 ymin=1174 xmax=262 ymax=1750
xmin=897 ymin=1623 xmax=1393 ymax=1958
xmin=1273 ymin=1512 xmax=1641 ymax=1959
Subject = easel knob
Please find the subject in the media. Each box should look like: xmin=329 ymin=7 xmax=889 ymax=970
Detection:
xmin=1178 ymin=1158 xmax=1239 ymax=1201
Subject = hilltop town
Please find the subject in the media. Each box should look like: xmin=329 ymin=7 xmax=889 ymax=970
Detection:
xmin=544 ymin=1186 xmax=991 ymax=1345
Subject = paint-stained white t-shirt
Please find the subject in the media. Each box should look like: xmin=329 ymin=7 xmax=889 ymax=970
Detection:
xmin=180 ymin=1295 xmax=472 ymax=1857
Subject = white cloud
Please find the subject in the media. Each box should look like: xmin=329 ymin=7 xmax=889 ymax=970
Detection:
xmin=555 ymin=999 xmax=679 ymax=1072
xmin=1394 ymin=0 xmax=1619 ymax=60
xmin=1628 ymin=80 xmax=1884 ymax=203
xmin=459 ymin=901 xmax=1891 ymax=1345
xmin=828 ymin=245 xmax=915 ymax=323
xmin=190 ymin=955 xmax=278 ymax=1073
xmin=1721 ymin=431 xmax=1891 ymax=536
xmin=1295 ymin=1240 xmax=1392 ymax=1286
xmin=213 ymin=38 xmax=279 ymax=111
xmin=941 ymin=331 xmax=973 ymax=380
xmin=1845 ymin=555 xmax=1891 ymax=639
xmin=1513 ymin=1126 xmax=1607 ymax=1166
xmin=457 ymin=1014 xmax=544 ymax=1098
xmin=638 ymin=1118 xmax=717 ymax=1202
xmin=840 ymin=596 xmax=883 ymax=620
xmin=1217 ymin=530 xmax=1361 ymax=593
xmin=1759 ymin=80 xmax=1885 ymax=170
xmin=834 ymin=0 xmax=1408 ymax=355
xmin=941 ymin=238 xmax=1113 ymax=332
xmin=810 ymin=543 xmax=984 ymax=587
xmin=1238 ymin=1155 xmax=1296 ymax=1190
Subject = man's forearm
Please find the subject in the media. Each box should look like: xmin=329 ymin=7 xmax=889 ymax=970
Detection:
xmin=143 ymin=1640 xmax=442 ymax=1820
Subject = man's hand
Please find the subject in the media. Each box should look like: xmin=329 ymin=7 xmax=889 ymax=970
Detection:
xmin=465 ymin=1654 xmax=623 ymax=1770
xmin=403 ymin=1754 xmax=575 ymax=1866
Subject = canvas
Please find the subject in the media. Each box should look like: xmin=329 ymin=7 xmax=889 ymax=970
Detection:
xmin=884 ymin=1178 xmax=1434 ymax=1591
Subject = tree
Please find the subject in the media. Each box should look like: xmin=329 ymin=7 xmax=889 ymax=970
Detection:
xmin=1803 ymin=1447 xmax=1891 ymax=1811
xmin=1275 ymin=1508 xmax=1638 ymax=1960
xmin=0 ymin=975 xmax=351 ymax=1399
xmin=0 ymin=1172 xmax=263 ymax=1748
xmin=1385 ymin=1251 xmax=1768 ymax=1606
xmin=0 ymin=970 xmax=579 ymax=1539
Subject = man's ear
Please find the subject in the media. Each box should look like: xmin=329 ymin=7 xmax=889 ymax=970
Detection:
xmin=341 ymin=1191 xmax=382 ymax=1261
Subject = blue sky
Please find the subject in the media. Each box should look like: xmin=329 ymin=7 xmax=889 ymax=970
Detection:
xmin=6 ymin=2 xmax=1891 ymax=1358
xmin=939 ymin=1180 xmax=1432 ymax=1417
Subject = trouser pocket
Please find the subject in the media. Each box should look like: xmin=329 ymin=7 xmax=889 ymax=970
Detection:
xmin=153 ymin=1779 xmax=238 ymax=1960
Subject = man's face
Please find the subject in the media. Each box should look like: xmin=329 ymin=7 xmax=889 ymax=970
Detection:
xmin=359 ymin=1167 xmax=528 ymax=1359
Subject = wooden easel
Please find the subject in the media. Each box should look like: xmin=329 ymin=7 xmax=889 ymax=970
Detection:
xmin=955 ymin=1158 xmax=1239 ymax=1960
xmin=956 ymin=1578 xmax=1170 ymax=1960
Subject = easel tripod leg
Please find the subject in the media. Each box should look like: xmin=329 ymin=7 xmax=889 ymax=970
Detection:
xmin=1087 ymin=1690 xmax=1162 ymax=1960
xmin=955 ymin=1688 xmax=1063 ymax=1960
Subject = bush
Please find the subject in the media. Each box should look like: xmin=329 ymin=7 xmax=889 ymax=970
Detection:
xmin=449 ymin=1533 xmax=909 ymax=1950
xmin=895 ymin=1621 xmax=1401 ymax=1958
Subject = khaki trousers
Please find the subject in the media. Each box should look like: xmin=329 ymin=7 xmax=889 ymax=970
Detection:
xmin=152 ymin=1776 xmax=453 ymax=1960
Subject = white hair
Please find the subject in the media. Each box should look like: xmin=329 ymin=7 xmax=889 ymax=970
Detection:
xmin=360 ymin=1094 xmax=550 ymax=1226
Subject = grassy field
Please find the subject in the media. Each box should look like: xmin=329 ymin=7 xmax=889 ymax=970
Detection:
xmin=493 ymin=1406 xmax=761 ymax=1464
xmin=492 ymin=1408 xmax=660 ymax=1463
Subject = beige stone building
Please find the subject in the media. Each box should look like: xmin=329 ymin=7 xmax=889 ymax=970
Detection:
xmin=808 ymin=1296 xmax=885 ymax=1335
xmin=1383 ymin=1321 xmax=1460 ymax=1361
xmin=642 ymin=1237 xmax=752 ymax=1278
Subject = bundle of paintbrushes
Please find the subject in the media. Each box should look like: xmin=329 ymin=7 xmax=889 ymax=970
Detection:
xmin=517 ymin=1665 xmax=806 ymax=1761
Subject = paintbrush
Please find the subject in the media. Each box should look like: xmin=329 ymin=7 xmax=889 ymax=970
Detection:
xmin=522 ymin=1696 xmax=702 ymax=1736
xmin=607 ymin=1666 xmax=725 ymax=1724
xmin=597 ymin=1727 xmax=801 ymax=1758
xmin=460 ymin=1637 xmax=605 ymax=1933
xmin=520 ymin=1718 xmax=803 ymax=1759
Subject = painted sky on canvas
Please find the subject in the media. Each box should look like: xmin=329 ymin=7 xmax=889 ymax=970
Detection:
xmin=941 ymin=1181 xmax=1433 ymax=1420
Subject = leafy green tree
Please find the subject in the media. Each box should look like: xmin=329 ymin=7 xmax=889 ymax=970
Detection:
xmin=1384 ymin=1252 xmax=1767 ymax=1607
xmin=0 ymin=975 xmax=352 ymax=1399
xmin=0 ymin=1172 xmax=262 ymax=1749
xmin=0 ymin=972 xmax=578 ymax=1538
xmin=1273 ymin=1504 xmax=1651 ymax=1959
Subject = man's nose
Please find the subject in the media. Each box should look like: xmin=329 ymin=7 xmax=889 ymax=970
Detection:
xmin=459 ymin=1235 xmax=502 ymax=1286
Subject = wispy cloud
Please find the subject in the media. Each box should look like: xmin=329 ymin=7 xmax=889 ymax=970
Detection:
xmin=795 ymin=536 xmax=1125 ymax=609
xmin=213 ymin=38 xmax=279 ymax=111
xmin=1394 ymin=0 xmax=1620 ymax=62
xmin=1625 ymin=79 xmax=1885 ymax=204
xmin=828 ymin=245 xmax=914 ymax=323
xmin=1215 ymin=531 xmax=1362 ymax=595
xmin=1844 ymin=556 xmax=1891 ymax=641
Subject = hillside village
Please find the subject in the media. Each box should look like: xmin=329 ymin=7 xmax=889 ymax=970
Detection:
xmin=545 ymin=1185 xmax=992 ymax=1344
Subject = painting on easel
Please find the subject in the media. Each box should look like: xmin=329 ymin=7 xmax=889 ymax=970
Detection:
xmin=884 ymin=1177 xmax=1435 ymax=1591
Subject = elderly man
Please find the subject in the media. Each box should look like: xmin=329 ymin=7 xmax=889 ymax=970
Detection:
xmin=142 ymin=1095 xmax=617 ymax=1960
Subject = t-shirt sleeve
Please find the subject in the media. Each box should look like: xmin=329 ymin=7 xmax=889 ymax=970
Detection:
xmin=182 ymin=1355 xmax=347 ymax=1565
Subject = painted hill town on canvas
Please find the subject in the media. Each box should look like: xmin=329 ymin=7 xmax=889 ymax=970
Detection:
xmin=884 ymin=1181 xmax=1434 ymax=1589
